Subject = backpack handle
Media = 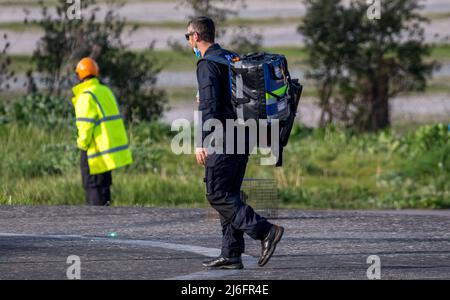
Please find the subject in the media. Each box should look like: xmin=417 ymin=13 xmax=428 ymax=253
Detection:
xmin=242 ymin=52 xmax=266 ymax=60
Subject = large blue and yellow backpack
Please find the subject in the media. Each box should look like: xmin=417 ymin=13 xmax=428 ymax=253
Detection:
xmin=201 ymin=52 xmax=303 ymax=166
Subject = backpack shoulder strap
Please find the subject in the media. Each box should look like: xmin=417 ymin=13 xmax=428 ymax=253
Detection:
xmin=200 ymin=55 xmax=231 ymax=66
xmin=198 ymin=51 xmax=239 ymax=66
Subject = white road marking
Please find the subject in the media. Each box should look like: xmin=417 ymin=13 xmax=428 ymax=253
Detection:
xmin=0 ymin=232 xmax=258 ymax=279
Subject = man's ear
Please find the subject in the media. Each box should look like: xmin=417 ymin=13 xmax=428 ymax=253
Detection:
xmin=194 ymin=32 xmax=201 ymax=43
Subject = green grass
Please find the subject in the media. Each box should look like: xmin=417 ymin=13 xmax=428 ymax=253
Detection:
xmin=127 ymin=16 xmax=304 ymax=29
xmin=0 ymin=122 xmax=449 ymax=208
xmin=7 ymin=44 xmax=448 ymax=74
xmin=134 ymin=46 xmax=308 ymax=72
xmin=0 ymin=17 xmax=303 ymax=32
xmin=146 ymin=49 xmax=198 ymax=72
xmin=9 ymin=55 xmax=34 ymax=73
xmin=6 ymin=47 xmax=308 ymax=74
xmin=430 ymin=44 xmax=450 ymax=61
xmin=166 ymin=87 xmax=197 ymax=103
xmin=424 ymin=12 xmax=450 ymax=21
xmin=395 ymin=76 xmax=450 ymax=95
xmin=0 ymin=22 xmax=41 ymax=32
xmin=423 ymin=77 xmax=450 ymax=93
xmin=1 ymin=10 xmax=450 ymax=32
xmin=0 ymin=19 xmax=303 ymax=38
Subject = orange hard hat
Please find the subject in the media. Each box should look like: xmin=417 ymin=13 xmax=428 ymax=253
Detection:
xmin=76 ymin=57 xmax=100 ymax=80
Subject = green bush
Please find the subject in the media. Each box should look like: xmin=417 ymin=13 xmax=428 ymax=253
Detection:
xmin=400 ymin=123 xmax=450 ymax=155
xmin=279 ymin=123 xmax=450 ymax=209
xmin=0 ymin=122 xmax=449 ymax=208
xmin=29 ymin=0 xmax=167 ymax=123
xmin=0 ymin=93 xmax=74 ymax=128
xmin=1 ymin=142 xmax=77 ymax=178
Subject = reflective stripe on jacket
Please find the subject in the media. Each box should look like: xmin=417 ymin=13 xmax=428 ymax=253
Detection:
xmin=72 ymin=78 xmax=133 ymax=175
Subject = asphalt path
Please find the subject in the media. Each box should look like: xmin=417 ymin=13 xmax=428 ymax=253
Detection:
xmin=0 ymin=206 xmax=449 ymax=280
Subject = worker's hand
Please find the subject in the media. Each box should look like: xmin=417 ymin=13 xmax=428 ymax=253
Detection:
xmin=195 ymin=147 xmax=208 ymax=165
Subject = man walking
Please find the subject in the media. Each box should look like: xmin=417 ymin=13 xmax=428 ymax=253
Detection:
xmin=186 ymin=16 xmax=284 ymax=269
xmin=72 ymin=57 xmax=133 ymax=206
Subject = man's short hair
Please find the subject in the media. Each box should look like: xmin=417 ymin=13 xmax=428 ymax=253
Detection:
xmin=188 ymin=16 xmax=215 ymax=43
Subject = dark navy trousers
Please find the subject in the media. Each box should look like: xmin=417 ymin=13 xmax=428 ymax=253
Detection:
xmin=205 ymin=154 xmax=272 ymax=258
xmin=80 ymin=151 xmax=112 ymax=206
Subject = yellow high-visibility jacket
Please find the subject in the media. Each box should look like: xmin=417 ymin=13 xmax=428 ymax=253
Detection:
xmin=72 ymin=78 xmax=133 ymax=175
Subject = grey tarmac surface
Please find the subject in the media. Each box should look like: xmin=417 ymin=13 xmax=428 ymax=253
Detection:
xmin=0 ymin=206 xmax=449 ymax=280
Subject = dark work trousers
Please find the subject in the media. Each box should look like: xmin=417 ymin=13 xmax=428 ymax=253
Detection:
xmin=205 ymin=154 xmax=273 ymax=258
xmin=80 ymin=151 xmax=112 ymax=206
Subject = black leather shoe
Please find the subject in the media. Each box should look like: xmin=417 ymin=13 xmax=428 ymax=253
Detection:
xmin=202 ymin=256 xmax=244 ymax=269
xmin=258 ymin=225 xmax=284 ymax=267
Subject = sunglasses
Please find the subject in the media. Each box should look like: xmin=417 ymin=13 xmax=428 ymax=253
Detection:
xmin=185 ymin=32 xmax=196 ymax=41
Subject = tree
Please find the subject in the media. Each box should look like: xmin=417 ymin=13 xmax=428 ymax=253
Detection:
xmin=229 ymin=25 xmax=263 ymax=54
xmin=179 ymin=0 xmax=240 ymax=36
xmin=177 ymin=0 xmax=262 ymax=54
xmin=299 ymin=0 xmax=437 ymax=131
xmin=0 ymin=33 xmax=15 ymax=93
xmin=28 ymin=0 xmax=166 ymax=123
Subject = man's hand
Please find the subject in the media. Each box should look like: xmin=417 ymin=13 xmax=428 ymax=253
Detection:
xmin=195 ymin=147 xmax=208 ymax=165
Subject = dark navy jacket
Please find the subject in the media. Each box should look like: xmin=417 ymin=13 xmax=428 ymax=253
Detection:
xmin=196 ymin=44 xmax=237 ymax=147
